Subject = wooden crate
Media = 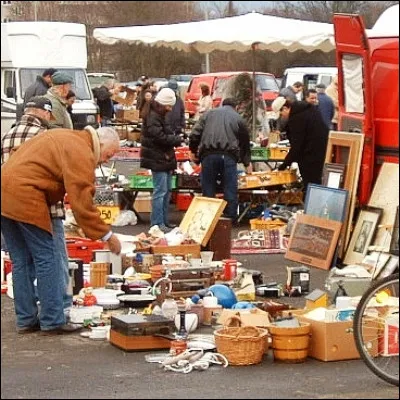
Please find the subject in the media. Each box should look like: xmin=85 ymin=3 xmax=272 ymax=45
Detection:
xmin=150 ymin=243 xmax=201 ymax=258
xmin=110 ymin=330 xmax=171 ymax=351
xmin=269 ymin=147 xmax=290 ymax=160
xmin=238 ymin=170 xmax=298 ymax=189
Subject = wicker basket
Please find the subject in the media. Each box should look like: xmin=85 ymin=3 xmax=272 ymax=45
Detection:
xmin=214 ymin=316 xmax=269 ymax=365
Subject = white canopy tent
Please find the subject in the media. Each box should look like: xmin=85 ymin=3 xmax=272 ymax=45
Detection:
xmin=93 ymin=12 xmax=336 ymax=134
xmin=93 ymin=12 xmax=335 ymax=53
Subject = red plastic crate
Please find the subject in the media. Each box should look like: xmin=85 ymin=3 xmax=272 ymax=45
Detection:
xmin=66 ymin=237 xmax=105 ymax=263
xmin=175 ymin=147 xmax=191 ymax=161
xmin=176 ymin=193 xmax=193 ymax=211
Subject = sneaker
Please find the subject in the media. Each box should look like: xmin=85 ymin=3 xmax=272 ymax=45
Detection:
xmin=41 ymin=323 xmax=83 ymax=335
xmin=158 ymin=225 xmax=172 ymax=234
xmin=165 ymin=223 xmax=177 ymax=229
xmin=17 ymin=322 xmax=41 ymax=334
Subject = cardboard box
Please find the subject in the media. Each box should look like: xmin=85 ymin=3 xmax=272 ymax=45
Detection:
xmin=116 ymin=109 xmax=140 ymax=122
xmin=112 ymin=87 xmax=137 ymax=106
xmin=134 ymin=196 xmax=152 ymax=213
xmin=217 ymin=308 xmax=271 ymax=328
xmin=282 ymin=309 xmax=379 ymax=361
xmin=127 ymin=130 xmax=141 ymax=142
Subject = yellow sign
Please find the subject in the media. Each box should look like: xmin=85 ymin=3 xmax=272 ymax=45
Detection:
xmin=96 ymin=206 xmax=120 ymax=225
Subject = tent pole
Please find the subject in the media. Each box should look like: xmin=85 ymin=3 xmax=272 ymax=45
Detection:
xmin=251 ymin=44 xmax=257 ymax=140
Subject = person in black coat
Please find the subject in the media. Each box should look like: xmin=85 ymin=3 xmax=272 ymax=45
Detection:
xmin=22 ymin=68 xmax=58 ymax=111
xmin=140 ymin=88 xmax=182 ymax=232
xmin=272 ymin=96 xmax=329 ymax=193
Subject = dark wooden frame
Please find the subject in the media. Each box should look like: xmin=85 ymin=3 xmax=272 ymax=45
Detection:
xmin=322 ymin=163 xmax=347 ymax=189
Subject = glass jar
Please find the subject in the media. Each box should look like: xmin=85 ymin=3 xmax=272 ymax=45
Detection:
xmin=161 ymin=297 xmax=178 ymax=320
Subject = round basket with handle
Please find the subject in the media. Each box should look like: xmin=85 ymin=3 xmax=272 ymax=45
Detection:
xmin=214 ymin=315 xmax=269 ymax=365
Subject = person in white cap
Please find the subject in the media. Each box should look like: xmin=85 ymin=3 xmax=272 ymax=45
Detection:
xmin=271 ymin=96 xmax=329 ymax=193
xmin=140 ymin=87 xmax=183 ymax=232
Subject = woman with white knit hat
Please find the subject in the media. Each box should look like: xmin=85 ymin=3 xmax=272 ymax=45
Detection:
xmin=140 ymin=88 xmax=182 ymax=232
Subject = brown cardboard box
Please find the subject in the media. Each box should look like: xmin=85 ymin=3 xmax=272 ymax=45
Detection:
xmin=127 ymin=130 xmax=141 ymax=142
xmin=283 ymin=310 xmax=379 ymax=361
xmin=112 ymin=87 xmax=137 ymax=106
xmin=134 ymin=196 xmax=152 ymax=213
xmin=116 ymin=109 xmax=140 ymax=122
xmin=217 ymin=308 xmax=271 ymax=328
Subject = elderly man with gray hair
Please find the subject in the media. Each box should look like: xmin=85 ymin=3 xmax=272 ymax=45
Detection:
xmin=1 ymin=126 xmax=121 ymax=335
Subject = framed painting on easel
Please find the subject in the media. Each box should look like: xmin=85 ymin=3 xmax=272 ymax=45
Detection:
xmin=324 ymin=131 xmax=364 ymax=258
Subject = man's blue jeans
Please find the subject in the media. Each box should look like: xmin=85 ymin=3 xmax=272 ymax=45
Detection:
xmin=52 ymin=218 xmax=73 ymax=311
xmin=1 ymin=216 xmax=65 ymax=330
xmin=201 ymin=154 xmax=238 ymax=220
xmin=151 ymin=171 xmax=172 ymax=227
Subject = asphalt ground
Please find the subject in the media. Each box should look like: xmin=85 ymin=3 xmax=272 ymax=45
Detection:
xmin=1 ymin=209 xmax=399 ymax=399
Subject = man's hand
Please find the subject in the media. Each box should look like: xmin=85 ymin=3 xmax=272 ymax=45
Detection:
xmin=277 ymin=163 xmax=287 ymax=171
xmin=245 ymin=164 xmax=253 ymax=174
xmin=106 ymin=234 xmax=121 ymax=255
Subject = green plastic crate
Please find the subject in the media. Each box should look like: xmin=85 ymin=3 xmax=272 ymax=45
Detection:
xmin=251 ymin=147 xmax=269 ymax=161
xmin=129 ymin=175 xmax=177 ymax=189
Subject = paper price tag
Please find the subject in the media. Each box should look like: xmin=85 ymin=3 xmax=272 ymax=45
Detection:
xmin=96 ymin=206 xmax=120 ymax=225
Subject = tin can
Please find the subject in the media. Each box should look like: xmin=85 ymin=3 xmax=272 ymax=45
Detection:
xmin=222 ymin=259 xmax=237 ymax=281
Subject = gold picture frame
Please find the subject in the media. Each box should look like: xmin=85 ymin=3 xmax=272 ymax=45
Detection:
xmin=179 ymin=196 xmax=227 ymax=246
xmin=285 ymin=214 xmax=342 ymax=270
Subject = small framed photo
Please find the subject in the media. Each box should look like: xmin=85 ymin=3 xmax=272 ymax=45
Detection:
xmin=304 ymin=184 xmax=349 ymax=222
xmin=389 ymin=206 xmax=399 ymax=256
xmin=322 ymin=163 xmax=346 ymax=189
xmin=343 ymin=206 xmax=383 ymax=265
xmin=285 ymin=213 xmax=342 ymax=270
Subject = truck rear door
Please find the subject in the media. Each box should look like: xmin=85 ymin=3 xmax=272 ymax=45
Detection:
xmin=333 ymin=14 xmax=374 ymax=205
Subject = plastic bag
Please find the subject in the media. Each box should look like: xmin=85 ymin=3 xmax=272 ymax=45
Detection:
xmin=112 ymin=210 xmax=137 ymax=226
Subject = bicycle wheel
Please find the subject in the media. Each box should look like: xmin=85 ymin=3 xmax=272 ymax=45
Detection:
xmin=353 ymin=273 xmax=399 ymax=386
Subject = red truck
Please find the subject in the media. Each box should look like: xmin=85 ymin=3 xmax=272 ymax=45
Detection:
xmin=333 ymin=5 xmax=399 ymax=205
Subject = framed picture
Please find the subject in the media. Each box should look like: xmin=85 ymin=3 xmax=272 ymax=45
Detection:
xmin=179 ymin=196 xmax=227 ymax=246
xmin=322 ymin=163 xmax=346 ymax=189
xmin=304 ymin=184 xmax=349 ymax=222
xmin=285 ymin=214 xmax=342 ymax=270
xmin=343 ymin=206 xmax=383 ymax=265
xmin=389 ymin=206 xmax=399 ymax=256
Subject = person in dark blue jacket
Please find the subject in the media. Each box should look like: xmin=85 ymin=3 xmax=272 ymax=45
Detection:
xmin=316 ymin=83 xmax=335 ymax=130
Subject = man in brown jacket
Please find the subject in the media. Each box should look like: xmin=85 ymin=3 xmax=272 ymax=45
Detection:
xmin=1 ymin=126 xmax=121 ymax=334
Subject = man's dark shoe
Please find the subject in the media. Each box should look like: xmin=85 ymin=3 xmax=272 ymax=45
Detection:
xmin=165 ymin=223 xmax=177 ymax=229
xmin=17 ymin=322 xmax=41 ymax=334
xmin=41 ymin=323 xmax=82 ymax=335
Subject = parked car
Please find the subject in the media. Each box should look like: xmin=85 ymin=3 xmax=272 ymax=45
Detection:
xmin=184 ymin=71 xmax=280 ymax=117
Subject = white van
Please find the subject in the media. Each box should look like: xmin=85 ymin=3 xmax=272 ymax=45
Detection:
xmin=280 ymin=66 xmax=337 ymax=99
xmin=1 ymin=22 xmax=99 ymax=137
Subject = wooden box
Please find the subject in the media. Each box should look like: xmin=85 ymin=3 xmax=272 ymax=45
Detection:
xmin=206 ymin=217 xmax=232 ymax=260
xmin=110 ymin=330 xmax=171 ymax=351
xmin=150 ymin=243 xmax=201 ymax=258
xmin=269 ymin=146 xmax=290 ymax=160
xmin=238 ymin=170 xmax=298 ymax=189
